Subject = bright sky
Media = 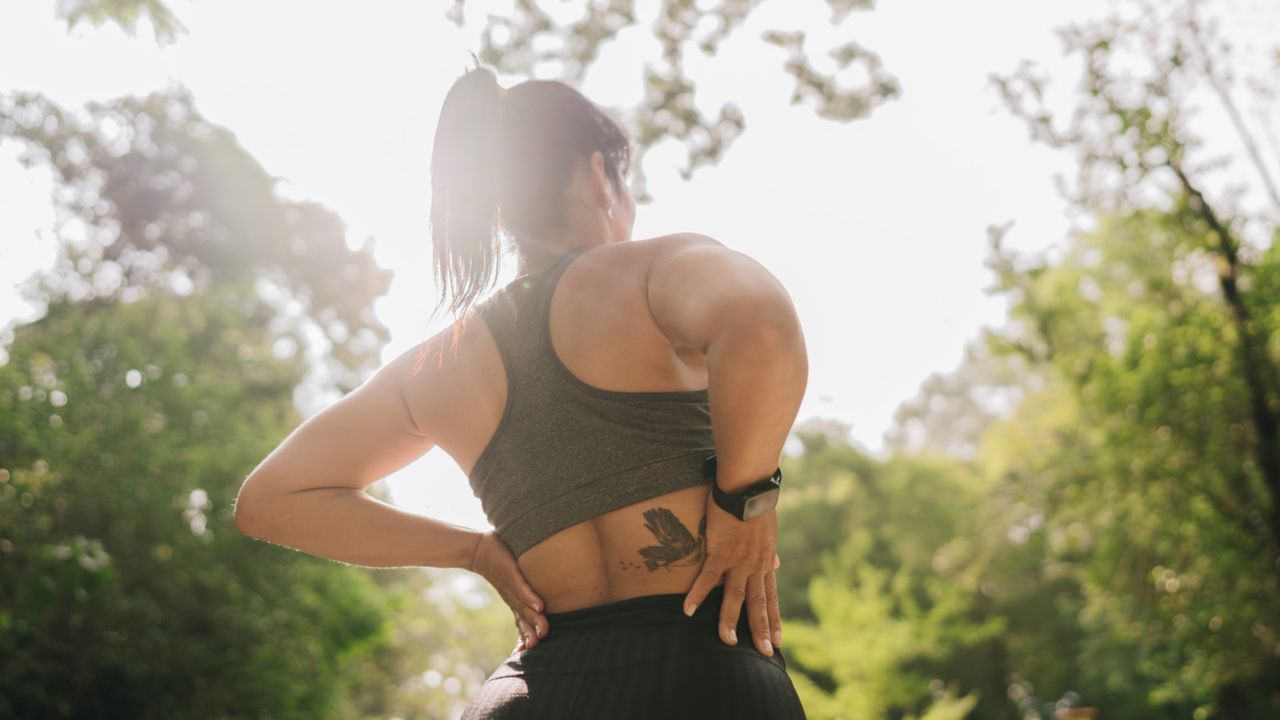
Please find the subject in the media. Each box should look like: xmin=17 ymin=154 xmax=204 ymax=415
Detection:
xmin=2 ymin=0 xmax=1272 ymax=532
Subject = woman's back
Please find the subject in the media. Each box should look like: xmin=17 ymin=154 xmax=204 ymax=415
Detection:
xmin=407 ymin=234 xmax=717 ymax=613
xmin=235 ymin=65 xmax=808 ymax=718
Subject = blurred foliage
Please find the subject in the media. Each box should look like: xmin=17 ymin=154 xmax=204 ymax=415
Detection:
xmin=0 ymin=286 xmax=397 ymax=717
xmin=52 ymin=0 xmax=188 ymax=45
xmin=772 ymin=1 xmax=1280 ymax=718
xmin=49 ymin=0 xmax=901 ymax=202
xmin=0 ymin=87 xmax=392 ymax=394
xmin=0 ymin=286 xmax=518 ymax=718
xmin=348 ymin=568 xmax=526 ymax=719
xmin=0 ymin=58 xmax=514 ymax=716
xmin=981 ymin=1 xmax=1280 ymax=714
xmin=780 ymin=460 xmax=999 ymax=719
xmin=774 ymin=418 xmax=1092 ymax=720
xmin=885 ymin=337 xmax=1042 ymax=461
xmin=458 ymin=0 xmax=900 ymax=200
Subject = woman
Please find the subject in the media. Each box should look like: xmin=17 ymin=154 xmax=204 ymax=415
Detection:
xmin=234 ymin=64 xmax=809 ymax=719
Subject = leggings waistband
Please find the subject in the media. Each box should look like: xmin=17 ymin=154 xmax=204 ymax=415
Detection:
xmin=469 ymin=583 xmax=806 ymax=719
xmin=544 ymin=583 xmax=727 ymax=635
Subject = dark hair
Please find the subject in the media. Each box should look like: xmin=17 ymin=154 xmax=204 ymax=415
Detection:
xmin=428 ymin=65 xmax=632 ymax=323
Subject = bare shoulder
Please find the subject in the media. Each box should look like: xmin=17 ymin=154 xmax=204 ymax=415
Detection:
xmin=388 ymin=307 xmax=493 ymax=428
xmin=632 ymin=233 xmax=795 ymax=353
xmin=637 ymin=231 xmax=782 ymax=292
xmin=565 ymin=232 xmax=729 ymax=282
xmin=631 ymin=232 xmax=726 ymax=260
xmin=635 ymin=231 xmax=725 ymax=248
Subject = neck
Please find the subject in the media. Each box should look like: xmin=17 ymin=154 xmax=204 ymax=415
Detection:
xmin=515 ymin=227 xmax=612 ymax=276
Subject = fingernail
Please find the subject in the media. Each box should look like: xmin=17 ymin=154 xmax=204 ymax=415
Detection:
xmin=763 ymin=639 xmax=773 ymax=656
xmin=535 ymin=623 xmax=544 ymax=638
xmin=728 ymin=629 xmax=737 ymax=645
xmin=685 ymin=603 xmax=697 ymax=617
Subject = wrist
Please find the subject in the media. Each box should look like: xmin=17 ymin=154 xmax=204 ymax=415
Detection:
xmin=703 ymin=455 xmax=783 ymax=520
xmin=463 ymin=530 xmax=485 ymax=574
xmin=707 ymin=458 xmax=784 ymax=493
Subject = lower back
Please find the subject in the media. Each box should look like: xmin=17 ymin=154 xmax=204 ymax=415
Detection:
xmin=517 ymin=484 xmax=710 ymax=613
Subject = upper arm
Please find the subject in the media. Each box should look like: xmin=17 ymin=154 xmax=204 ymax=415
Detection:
xmin=238 ymin=343 xmax=436 ymax=499
xmin=645 ymin=234 xmax=800 ymax=354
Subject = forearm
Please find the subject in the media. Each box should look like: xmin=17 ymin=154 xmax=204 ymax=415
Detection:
xmin=235 ymin=486 xmax=482 ymax=570
xmin=705 ymin=309 xmax=808 ymax=492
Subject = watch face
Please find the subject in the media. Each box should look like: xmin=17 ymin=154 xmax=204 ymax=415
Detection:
xmin=742 ymin=489 xmax=780 ymax=520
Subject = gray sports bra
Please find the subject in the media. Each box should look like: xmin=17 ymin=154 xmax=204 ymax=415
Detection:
xmin=469 ymin=245 xmax=716 ymax=558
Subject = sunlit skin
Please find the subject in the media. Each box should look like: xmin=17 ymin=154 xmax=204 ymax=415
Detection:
xmin=235 ymin=150 xmax=808 ymax=659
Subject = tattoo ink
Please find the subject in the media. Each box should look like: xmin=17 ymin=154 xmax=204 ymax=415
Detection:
xmin=618 ymin=508 xmax=706 ymax=572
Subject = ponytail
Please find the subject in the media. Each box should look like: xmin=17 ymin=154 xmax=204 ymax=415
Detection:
xmin=428 ymin=65 xmax=505 ymax=324
xmin=426 ymin=63 xmax=633 ymax=330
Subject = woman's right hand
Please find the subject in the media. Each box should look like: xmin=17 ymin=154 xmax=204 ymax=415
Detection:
xmin=468 ymin=530 xmax=550 ymax=652
xmin=682 ymin=492 xmax=783 ymax=657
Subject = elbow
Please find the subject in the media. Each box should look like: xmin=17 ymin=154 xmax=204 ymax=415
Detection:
xmin=233 ymin=480 xmax=267 ymax=539
xmin=233 ymin=497 xmax=256 ymax=538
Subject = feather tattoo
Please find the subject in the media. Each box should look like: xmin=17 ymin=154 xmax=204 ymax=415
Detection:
xmin=629 ymin=508 xmax=706 ymax=572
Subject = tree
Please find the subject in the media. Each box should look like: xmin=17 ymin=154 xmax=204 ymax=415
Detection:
xmin=44 ymin=0 xmax=902 ymax=202
xmin=0 ymin=87 xmax=392 ymax=394
xmin=0 ymin=286 xmax=399 ymax=718
xmin=900 ymin=0 xmax=1280 ymax=714
xmin=776 ymin=423 xmax=1017 ymax=719
xmin=52 ymin=0 xmax=187 ymax=45
xmin=885 ymin=333 xmax=1046 ymax=461
xmin=0 ymin=60 xmax=446 ymax=716
xmin=784 ymin=535 xmax=994 ymax=720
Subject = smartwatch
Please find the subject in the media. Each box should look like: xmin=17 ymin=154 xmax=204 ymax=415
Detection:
xmin=701 ymin=454 xmax=783 ymax=521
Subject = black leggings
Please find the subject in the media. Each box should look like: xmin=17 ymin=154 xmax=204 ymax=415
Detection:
xmin=460 ymin=583 xmax=808 ymax=719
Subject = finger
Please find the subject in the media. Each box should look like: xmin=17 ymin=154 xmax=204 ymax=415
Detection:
xmin=515 ymin=575 xmax=545 ymax=615
xmin=765 ymin=568 xmax=782 ymax=648
xmin=498 ymin=582 xmax=547 ymax=640
xmin=515 ymin=617 xmax=537 ymax=650
xmin=683 ymin=558 xmax=727 ymax=617
xmin=496 ymin=561 xmax=547 ymax=634
xmin=494 ymin=563 xmax=541 ymax=610
xmin=719 ymin=569 xmax=749 ymax=646
xmin=519 ymin=606 xmax=549 ymax=641
xmin=746 ymin=573 xmax=773 ymax=656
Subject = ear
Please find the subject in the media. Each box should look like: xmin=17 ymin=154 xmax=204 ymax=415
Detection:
xmin=587 ymin=151 xmax=615 ymax=208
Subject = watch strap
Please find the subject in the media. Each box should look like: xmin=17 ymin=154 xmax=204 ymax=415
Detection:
xmin=701 ymin=455 xmax=783 ymax=520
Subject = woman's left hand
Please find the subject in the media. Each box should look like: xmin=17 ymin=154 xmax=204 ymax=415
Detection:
xmin=468 ymin=531 xmax=550 ymax=652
